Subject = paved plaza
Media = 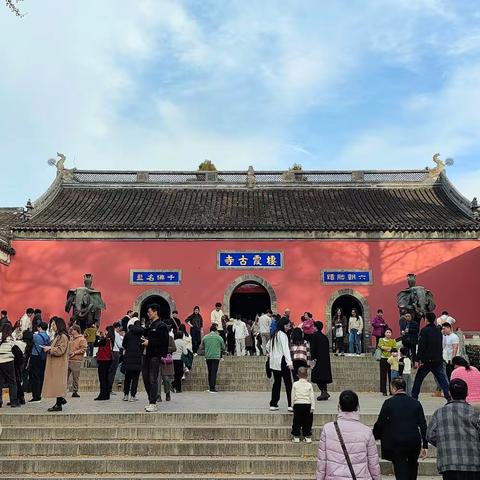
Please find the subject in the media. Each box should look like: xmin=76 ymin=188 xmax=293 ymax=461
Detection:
xmin=0 ymin=390 xmax=446 ymax=415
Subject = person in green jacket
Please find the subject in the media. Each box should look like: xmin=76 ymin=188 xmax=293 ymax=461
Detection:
xmin=200 ymin=324 xmax=225 ymax=393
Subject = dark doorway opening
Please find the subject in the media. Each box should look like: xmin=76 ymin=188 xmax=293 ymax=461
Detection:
xmin=229 ymin=282 xmax=271 ymax=321
xmin=331 ymin=294 xmax=365 ymax=352
xmin=140 ymin=295 xmax=171 ymax=323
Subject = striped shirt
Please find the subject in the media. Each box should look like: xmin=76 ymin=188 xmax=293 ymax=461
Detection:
xmin=290 ymin=340 xmax=311 ymax=363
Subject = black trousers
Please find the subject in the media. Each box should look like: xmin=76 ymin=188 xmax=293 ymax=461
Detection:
xmin=0 ymin=361 xmax=17 ymax=405
xmin=291 ymin=404 xmax=313 ymax=437
xmin=30 ymin=356 xmax=46 ymax=400
xmin=412 ymin=361 xmax=450 ymax=400
xmin=173 ymin=360 xmax=184 ymax=392
xmin=402 ymin=336 xmax=418 ymax=363
xmin=97 ymin=360 xmax=111 ymax=400
xmin=446 ymin=361 xmax=455 ymax=380
xmin=292 ymin=359 xmax=308 ymax=382
xmin=206 ymin=359 xmax=219 ymax=391
xmin=380 ymin=357 xmax=392 ymax=394
xmin=333 ymin=336 xmax=345 ymax=353
xmin=270 ymin=361 xmax=292 ymax=407
xmin=142 ymin=356 xmax=161 ymax=404
xmin=108 ymin=351 xmax=120 ymax=392
xmin=443 ymin=472 xmax=480 ymax=480
xmin=123 ymin=370 xmax=140 ymax=397
xmin=191 ymin=328 xmax=201 ymax=353
xmin=391 ymin=446 xmax=420 ymax=480
xmin=14 ymin=360 xmax=25 ymax=402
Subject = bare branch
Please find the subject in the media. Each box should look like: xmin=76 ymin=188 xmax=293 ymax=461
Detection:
xmin=5 ymin=0 xmax=25 ymax=17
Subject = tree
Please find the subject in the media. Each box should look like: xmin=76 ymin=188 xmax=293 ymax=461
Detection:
xmin=5 ymin=0 xmax=25 ymax=17
xmin=198 ymin=159 xmax=217 ymax=171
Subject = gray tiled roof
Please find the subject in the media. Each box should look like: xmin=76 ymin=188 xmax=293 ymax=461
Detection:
xmin=9 ymin=168 xmax=478 ymax=233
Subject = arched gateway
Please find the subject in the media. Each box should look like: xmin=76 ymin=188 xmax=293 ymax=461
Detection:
xmin=133 ymin=289 xmax=176 ymax=322
xmin=325 ymin=288 xmax=371 ymax=351
xmin=224 ymin=275 xmax=277 ymax=320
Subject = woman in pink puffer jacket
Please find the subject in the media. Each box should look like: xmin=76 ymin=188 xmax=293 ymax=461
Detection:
xmin=316 ymin=390 xmax=381 ymax=480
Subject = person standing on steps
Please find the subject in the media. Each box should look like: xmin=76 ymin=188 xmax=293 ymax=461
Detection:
xmin=172 ymin=331 xmax=188 ymax=393
xmin=348 ymin=308 xmax=363 ymax=355
xmin=291 ymin=367 xmax=315 ymax=443
xmin=142 ymin=304 xmax=170 ymax=412
xmin=267 ymin=318 xmax=293 ymax=411
xmin=310 ymin=321 xmax=332 ymax=401
xmin=373 ymin=377 xmax=428 ymax=480
xmin=94 ymin=326 xmax=114 ymax=401
xmin=200 ymin=324 xmax=225 ymax=393
xmin=41 ymin=317 xmax=70 ymax=412
xmin=411 ymin=312 xmax=451 ymax=401
xmin=442 ymin=322 xmax=459 ymax=380
xmin=401 ymin=312 xmax=419 ymax=364
xmin=122 ymin=321 xmax=144 ymax=402
xmin=0 ymin=323 xmax=20 ymax=408
xmin=258 ymin=309 xmax=272 ymax=355
xmin=158 ymin=333 xmax=176 ymax=402
xmin=371 ymin=308 xmax=388 ymax=348
xmin=67 ymin=325 xmax=87 ymax=398
xmin=316 ymin=390 xmax=381 ymax=480
xmin=290 ymin=327 xmax=311 ymax=382
xmin=29 ymin=321 xmax=50 ymax=403
xmin=378 ymin=328 xmax=397 ymax=396
xmin=427 ymin=379 xmax=480 ymax=480
xmin=186 ymin=306 xmax=203 ymax=356
xmin=300 ymin=312 xmax=316 ymax=345
xmin=332 ymin=307 xmax=347 ymax=355
xmin=108 ymin=322 xmax=123 ymax=395
xmin=233 ymin=317 xmax=249 ymax=356
xmin=210 ymin=302 xmax=225 ymax=342
xmin=450 ymin=356 xmax=480 ymax=409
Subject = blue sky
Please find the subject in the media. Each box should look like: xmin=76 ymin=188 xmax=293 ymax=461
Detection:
xmin=1 ymin=0 xmax=479 ymax=206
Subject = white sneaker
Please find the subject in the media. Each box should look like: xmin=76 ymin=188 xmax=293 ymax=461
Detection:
xmin=145 ymin=404 xmax=158 ymax=412
xmin=287 ymin=406 xmax=294 ymax=412
xmin=269 ymin=406 xmax=279 ymax=411
xmin=181 ymin=375 xmax=186 ymax=381
xmin=194 ymin=353 xmax=198 ymax=357
xmin=292 ymin=437 xmax=300 ymax=443
xmin=304 ymin=437 xmax=312 ymax=443
xmin=122 ymin=395 xmax=129 ymax=401
xmin=129 ymin=396 xmax=138 ymax=402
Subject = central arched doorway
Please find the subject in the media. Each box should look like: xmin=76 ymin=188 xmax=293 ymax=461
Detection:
xmin=331 ymin=294 xmax=364 ymax=322
xmin=140 ymin=295 xmax=171 ymax=323
xmin=229 ymin=282 xmax=271 ymax=321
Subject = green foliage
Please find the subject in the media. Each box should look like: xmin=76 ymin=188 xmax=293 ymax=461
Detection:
xmin=465 ymin=345 xmax=480 ymax=369
xmin=289 ymin=163 xmax=303 ymax=171
xmin=198 ymin=160 xmax=217 ymax=171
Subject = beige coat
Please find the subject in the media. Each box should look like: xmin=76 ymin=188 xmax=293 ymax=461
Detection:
xmin=42 ymin=333 xmax=70 ymax=398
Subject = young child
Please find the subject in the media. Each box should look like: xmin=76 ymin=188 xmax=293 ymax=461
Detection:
xmin=291 ymin=366 xmax=315 ymax=443
xmin=387 ymin=348 xmax=399 ymax=380
xmin=399 ymin=347 xmax=413 ymax=396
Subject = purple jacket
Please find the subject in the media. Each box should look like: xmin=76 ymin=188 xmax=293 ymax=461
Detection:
xmin=316 ymin=411 xmax=381 ymax=480
xmin=371 ymin=315 xmax=387 ymax=338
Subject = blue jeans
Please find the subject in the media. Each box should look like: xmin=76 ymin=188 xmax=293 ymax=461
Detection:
xmin=411 ymin=361 xmax=450 ymax=400
xmin=349 ymin=329 xmax=361 ymax=354
xmin=391 ymin=370 xmax=399 ymax=380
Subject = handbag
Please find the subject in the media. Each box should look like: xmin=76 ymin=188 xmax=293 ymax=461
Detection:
xmin=374 ymin=347 xmax=382 ymax=361
xmin=334 ymin=420 xmax=357 ymax=480
xmin=265 ymin=358 xmax=272 ymax=379
xmin=161 ymin=353 xmax=173 ymax=365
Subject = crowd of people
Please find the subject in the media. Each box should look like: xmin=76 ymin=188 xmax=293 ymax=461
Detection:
xmin=1 ymin=303 xmax=480 ymax=479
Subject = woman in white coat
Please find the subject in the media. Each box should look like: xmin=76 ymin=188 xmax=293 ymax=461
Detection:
xmin=267 ymin=318 xmax=293 ymax=411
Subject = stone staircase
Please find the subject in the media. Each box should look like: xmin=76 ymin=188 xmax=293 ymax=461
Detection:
xmin=79 ymin=354 xmax=436 ymax=393
xmin=0 ymin=411 xmax=440 ymax=479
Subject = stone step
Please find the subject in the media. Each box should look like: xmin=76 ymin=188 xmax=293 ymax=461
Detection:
xmin=0 ymin=456 xmax=440 ymax=475
xmin=0 ymin=475 xmax=442 ymax=480
xmin=0 ymin=412 xmax=433 ymax=426
xmin=0 ymin=440 xmax=437 ymax=458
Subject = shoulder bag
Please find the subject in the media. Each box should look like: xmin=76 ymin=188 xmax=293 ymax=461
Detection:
xmin=334 ymin=420 xmax=357 ymax=480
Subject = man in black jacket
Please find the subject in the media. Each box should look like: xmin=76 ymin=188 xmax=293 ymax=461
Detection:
xmin=411 ymin=312 xmax=450 ymax=401
xmin=141 ymin=304 xmax=169 ymax=412
xmin=374 ymin=376 xmax=428 ymax=480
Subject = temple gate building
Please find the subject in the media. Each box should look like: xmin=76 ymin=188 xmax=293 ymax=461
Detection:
xmin=1 ymin=160 xmax=479 ymax=348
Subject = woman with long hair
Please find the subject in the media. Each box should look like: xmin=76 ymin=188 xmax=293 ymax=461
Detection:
xmin=290 ymin=327 xmax=310 ymax=382
xmin=450 ymin=356 xmax=480 ymax=408
xmin=267 ymin=318 xmax=293 ymax=411
xmin=94 ymin=324 xmax=114 ymax=401
xmin=41 ymin=317 xmax=70 ymax=412
xmin=0 ymin=323 xmax=20 ymax=408
xmin=332 ymin=308 xmax=347 ymax=355
xmin=348 ymin=308 xmax=363 ymax=355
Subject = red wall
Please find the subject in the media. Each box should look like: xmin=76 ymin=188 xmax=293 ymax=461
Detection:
xmin=0 ymin=239 xmax=479 ymax=336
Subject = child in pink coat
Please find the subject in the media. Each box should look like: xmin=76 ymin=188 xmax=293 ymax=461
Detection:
xmin=316 ymin=390 xmax=381 ymax=480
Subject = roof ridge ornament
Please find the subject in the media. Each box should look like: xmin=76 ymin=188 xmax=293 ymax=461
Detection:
xmin=427 ymin=153 xmax=454 ymax=177
xmin=472 ymin=197 xmax=479 ymax=220
xmin=48 ymin=152 xmax=74 ymax=180
xmin=246 ymin=166 xmax=256 ymax=188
